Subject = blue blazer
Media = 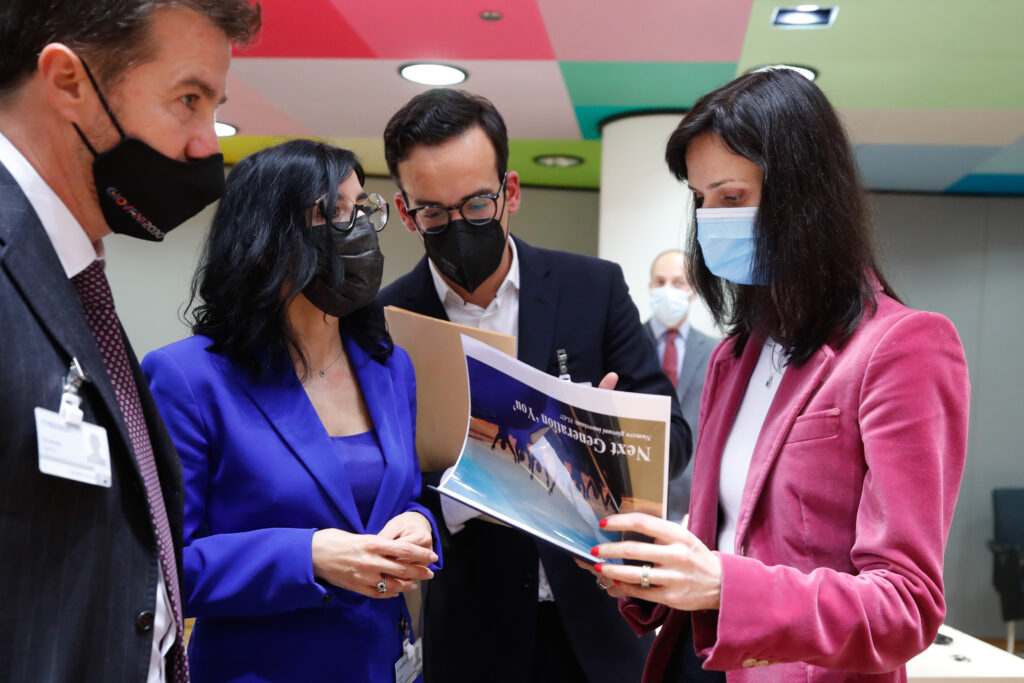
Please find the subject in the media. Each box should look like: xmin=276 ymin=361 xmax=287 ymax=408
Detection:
xmin=142 ymin=333 xmax=440 ymax=683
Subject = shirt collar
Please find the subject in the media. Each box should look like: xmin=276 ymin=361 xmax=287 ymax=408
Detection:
xmin=428 ymin=236 xmax=520 ymax=309
xmin=0 ymin=129 xmax=102 ymax=278
xmin=650 ymin=315 xmax=690 ymax=342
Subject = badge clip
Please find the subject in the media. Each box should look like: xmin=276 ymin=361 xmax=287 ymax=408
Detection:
xmin=59 ymin=357 xmax=89 ymax=426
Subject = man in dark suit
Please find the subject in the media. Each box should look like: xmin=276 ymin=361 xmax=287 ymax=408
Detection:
xmin=0 ymin=3 xmax=259 ymax=682
xmin=644 ymin=249 xmax=717 ymax=523
xmin=378 ymin=89 xmax=691 ymax=683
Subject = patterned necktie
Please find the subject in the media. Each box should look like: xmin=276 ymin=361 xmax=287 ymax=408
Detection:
xmin=71 ymin=260 xmax=188 ymax=683
xmin=662 ymin=328 xmax=679 ymax=388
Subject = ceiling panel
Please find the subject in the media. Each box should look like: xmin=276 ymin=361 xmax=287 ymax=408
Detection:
xmin=336 ymin=0 xmax=555 ymax=60
xmin=537 ymin=0 xmax=751 ymax=61
xmin=215 ymin=0 xmax=1024 ymax=194
xmin=854 ymin=144 xmax=1000 ymax=193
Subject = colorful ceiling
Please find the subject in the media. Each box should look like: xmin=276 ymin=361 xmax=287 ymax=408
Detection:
xmin=217 ymin=0 xmax=1024 ymax=194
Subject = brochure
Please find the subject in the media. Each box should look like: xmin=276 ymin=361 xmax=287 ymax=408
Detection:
xmin=384 ymin=306 xmax=517 ymax=471
xmin=435 ymin=335 xmax=671 ymax=564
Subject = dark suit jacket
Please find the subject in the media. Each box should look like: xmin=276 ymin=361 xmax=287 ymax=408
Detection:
xmin=0 ymin=161 xmax=184 ymax=683
xmin=378 ymin=235 xmax=691 ymax=683
xmin=644 ymin=321 xmax=717 ymax=522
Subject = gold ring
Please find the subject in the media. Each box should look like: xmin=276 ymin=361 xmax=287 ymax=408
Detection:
xmin=640 ymin=564 xmax=652 ymax=589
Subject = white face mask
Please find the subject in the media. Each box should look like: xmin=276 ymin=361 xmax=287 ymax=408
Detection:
xmin=649 ymin=285 xmax=692 ymax=328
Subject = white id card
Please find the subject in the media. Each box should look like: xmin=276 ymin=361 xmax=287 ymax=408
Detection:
xmin=35 ymin=407 xmax=112 ymax=487
xmin=394 ymin=637 xmax=422 ymax=683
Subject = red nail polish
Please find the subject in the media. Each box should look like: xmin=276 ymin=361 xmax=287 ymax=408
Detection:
xmin=594 ymin=563 xmax=602 ymax=573
xmin=590 ymin=546 xmax=600 ymax=557
xmin=599 ymin=518 xmax=608 ymax=528
xmin=614 ymin=580 xmax=621 ymax=585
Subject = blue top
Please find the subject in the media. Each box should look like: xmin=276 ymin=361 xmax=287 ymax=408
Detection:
xmin=332 ymin=430 xmax=385 ymax=525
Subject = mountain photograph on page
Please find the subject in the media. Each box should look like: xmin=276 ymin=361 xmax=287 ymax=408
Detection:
xmin=436 ymin=336 xmax=669 ymax=563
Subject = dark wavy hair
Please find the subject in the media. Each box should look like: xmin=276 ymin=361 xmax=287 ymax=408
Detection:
xmin=665 ymin=68 xmax=898 ymax=366
xmin=384 ymin=88 xmax=509 ymax=189
xmin=188 ymin=139 xmax=393 ymax=381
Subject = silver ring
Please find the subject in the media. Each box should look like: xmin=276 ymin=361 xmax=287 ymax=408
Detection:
xmin=596 ymin=577 xmax=608 ymax=591
xmin=377 ymin=577 xmax=387 ymax=594
xmin=640 ymin=564 xmax=652 ymax=589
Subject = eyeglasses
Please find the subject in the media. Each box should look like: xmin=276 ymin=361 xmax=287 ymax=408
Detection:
xmin=315 ymin=192 xmax=388 ymax=233
xmin=406 ymin=174 xmax=507 ymax=235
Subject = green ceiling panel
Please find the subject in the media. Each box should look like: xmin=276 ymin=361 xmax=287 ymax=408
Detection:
xmin=738 ymin=0 xmax=1024 ymax=109
xmin=509 ymin=140 xmax=602 ymax=189
xmin=560 ymin=61 xmax=738 ymax=109
xmin=573 ymin=105 xmax=640 ymax=140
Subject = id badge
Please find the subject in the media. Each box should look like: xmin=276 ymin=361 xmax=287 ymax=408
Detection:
xmin=35 ymin=405 xmax=112 ymax=487
xmin=394 ymin=637 xmax=422 ymax=683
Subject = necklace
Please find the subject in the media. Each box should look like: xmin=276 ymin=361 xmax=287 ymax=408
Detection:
xmin=315 ymin=348 xmax=345 ymax=379
xmin=764 ymin=342 xmax=786 ymax=389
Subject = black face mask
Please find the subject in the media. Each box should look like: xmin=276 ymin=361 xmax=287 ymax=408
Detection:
xmin=423 ymin=218 xmax=508 ymax=294
xmin=72 ymin=59 xmax=225 ymax=241
xmin=303 ymin=216 xmax=384 ymax=318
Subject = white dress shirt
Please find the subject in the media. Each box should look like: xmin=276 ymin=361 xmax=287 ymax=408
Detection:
xmin=649 ymin=317 xmax=689 ymax=381
xmin=717 ymin=339 xmax=787 ymax=555
xmin=0 ymin=131 xmax=176 ymax=683
xmin=430 ymin=239 xmax=555 ymax=601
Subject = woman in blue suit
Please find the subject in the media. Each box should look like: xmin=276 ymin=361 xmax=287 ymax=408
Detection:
xmin=143 ymin=140 xmax=440 ymax=682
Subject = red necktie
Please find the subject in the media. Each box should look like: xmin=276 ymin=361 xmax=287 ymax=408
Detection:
xmin=662 ymin=329 xmax=679 ymax=388
xmin=71 ymin=260 xmax=189 ymax=683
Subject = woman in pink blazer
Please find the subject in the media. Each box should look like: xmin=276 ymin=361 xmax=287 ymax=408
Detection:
xmin=581 ymin=69 xmax=970 ymax=681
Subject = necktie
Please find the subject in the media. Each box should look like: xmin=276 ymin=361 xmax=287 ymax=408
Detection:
xmin=662 ymin=329 xmax=679 ymax=388
xmin=71 ymin=260 xmax=188 ymax=683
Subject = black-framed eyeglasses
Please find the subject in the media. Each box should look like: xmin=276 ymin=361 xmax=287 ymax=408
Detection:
xmin=406 ymin=174 xmax=507 ymax=235
xmin=315 ymin=192 xmax=388 ymax=233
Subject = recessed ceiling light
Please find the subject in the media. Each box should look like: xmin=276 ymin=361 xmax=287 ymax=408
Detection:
xmin=480 ymin=10 xmax=502 ymax=21
xmin=749 ymin=64 xmax=818 ymax=81
xmin=399 ymin=63 xmax=467 ymax=86
xmin=771 ymin=6 xmax=838 ymax=27
xmin=214 ymin=121 xmax=238 ymax=137
xmin=534 ymin=154 xmax=584 ymax=168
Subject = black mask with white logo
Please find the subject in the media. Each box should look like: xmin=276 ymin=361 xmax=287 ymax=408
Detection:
xmin=423 ymin=218 xmax=508 ymax=294
xmin=303 ymin=216 xmax=384 ymax=318
xmin=72 ymin=59 xmax=225 ymax=242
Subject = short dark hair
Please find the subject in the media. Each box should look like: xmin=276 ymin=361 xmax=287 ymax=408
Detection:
xmin=383 ymin=88 xmax=509 ymax=188
xmin=0 ymin=0 xmax=261 ymax=98
xmin=665 ymin=68 xmax=897 ymax=366
xmin=188 ymin=139 xmax=393 ymax=381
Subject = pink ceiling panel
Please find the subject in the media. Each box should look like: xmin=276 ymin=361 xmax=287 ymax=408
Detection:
xmin=217 ymin=72 xmax=315 ymax=137
xmin=226 ymin=58 xmax=579 ymax=139
xmin=333 ymin=0 xmax=555 ymax=60
xmin=537 ymin=0 xmax=752 ymax=61
xmin=233 ymin=0 xmax=374 ymax=58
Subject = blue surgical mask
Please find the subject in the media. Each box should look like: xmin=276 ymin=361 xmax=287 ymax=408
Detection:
xmin=695 ymin=207 xmax=763 ymax=285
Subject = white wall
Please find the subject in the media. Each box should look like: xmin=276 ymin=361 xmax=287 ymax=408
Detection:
xmin=106 ymin=180 xmax=1023 ymax=640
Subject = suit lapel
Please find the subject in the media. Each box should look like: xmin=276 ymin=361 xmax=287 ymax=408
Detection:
xmin=687 ymin=337 xmax=760 ymax=549
xmin=0 ymin=175 xmax=137 ymax=467
xmin=346 ymin=337 xmax=406 ymax=532
xmin=235 ymin=361 xmax=364 ymax=532
xmin=677 ymin=331 xmax=710 ymax=396
xmin=514 ymin=237 xmax=557 ymax=371
xmin=732 ymin=343 xmax=834 ymax=550
xmin=397 ymin=256 xmax=449 ymax=322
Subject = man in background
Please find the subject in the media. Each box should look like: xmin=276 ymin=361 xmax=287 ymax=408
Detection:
xmin=378 ymin=88 xmax=690 ymax=683
xmin=645 ymin=249 xmax=717 ymax=523
xmin=0 ymin=2 xmax=260 ymax=681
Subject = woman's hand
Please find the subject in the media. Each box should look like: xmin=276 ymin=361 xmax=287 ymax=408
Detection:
xmin=378 ymin=511 xmax=434 ymax=552
xmin=574 ymin=513 xmax=723 ymax=611
xmin=311 ymin=528 xmax=437 ymax=599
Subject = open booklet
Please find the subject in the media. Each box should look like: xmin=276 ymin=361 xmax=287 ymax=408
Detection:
xmin=434 ymin=335 xmax=671 ymax=564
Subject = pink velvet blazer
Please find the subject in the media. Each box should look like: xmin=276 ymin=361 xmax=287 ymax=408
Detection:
xmin=622 ymin=290 xmax=970 ymax=682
